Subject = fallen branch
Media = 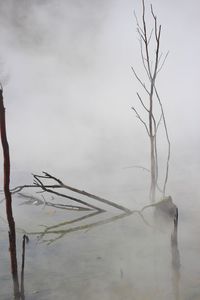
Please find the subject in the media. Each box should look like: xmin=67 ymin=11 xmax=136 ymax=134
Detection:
xmin=11 ymin=172 xmax=178 ymax=246
xmin=12 ymin=172 xmax=132 ymax=214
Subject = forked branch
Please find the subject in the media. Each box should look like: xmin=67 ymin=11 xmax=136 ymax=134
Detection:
xmin=11 ymin=172 xmax=132 ymax=214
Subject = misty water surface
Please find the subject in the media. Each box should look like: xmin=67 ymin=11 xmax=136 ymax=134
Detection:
xmin=0 ymin=165 xmax=200 ymax=300
xmin=0 ymin=0 xmax=200 ymax=299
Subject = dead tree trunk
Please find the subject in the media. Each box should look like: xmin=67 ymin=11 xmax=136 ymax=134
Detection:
xmin=132 ymin=0 xmax=170 ymax=202
xmin=150 ymin=136 xmax=156 ymax=202
xmin=0 ymin=89 xmax=20 ymax=299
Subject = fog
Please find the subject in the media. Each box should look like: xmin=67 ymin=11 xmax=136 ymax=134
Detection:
xmin=0 ymin=0 xmax=198 ymax=188
xmin=0 ymin=0 xmax=200 ymax=299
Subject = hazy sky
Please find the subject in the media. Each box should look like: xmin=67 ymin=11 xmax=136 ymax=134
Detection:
xmin=0 ymin=0 xmax=199 ymax=196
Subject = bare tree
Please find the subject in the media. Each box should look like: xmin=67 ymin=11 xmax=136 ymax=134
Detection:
xmin=132 ymin=0 xmax=170 ymax=202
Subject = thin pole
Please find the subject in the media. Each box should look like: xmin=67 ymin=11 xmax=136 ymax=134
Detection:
xmin=0 ymin=89 xmax=20 ymax=299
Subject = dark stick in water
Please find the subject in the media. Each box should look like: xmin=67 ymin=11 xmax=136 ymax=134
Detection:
xmin=20 ymin=235 xmax=29 ymax=300
xmin=171 ymin=206 xmax=181 ymax=300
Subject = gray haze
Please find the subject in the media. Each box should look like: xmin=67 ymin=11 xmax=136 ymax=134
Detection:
xmin=0 ymin=0 xmax=199 ymax=203
xmin=0 ymin=2 xmax=200 ymax=299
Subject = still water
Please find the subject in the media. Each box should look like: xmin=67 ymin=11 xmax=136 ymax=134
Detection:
xmin=0 ymin=170 xmax=200 ymax=300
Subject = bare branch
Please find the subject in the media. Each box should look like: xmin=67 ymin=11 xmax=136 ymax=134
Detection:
xmin=32 ymin=175 xmax=104 ymax=212
xmin=150 ymin=4 xmax=157 ymax=38
xmin=142 ymin=0 xmax=152 ymax=78
xmin=136 ymin=92 xmax=149 ymax=112
xmin=156 ymin=113 xmax=163 ymax=132
xmin=131 ymin=67 xmax=150 ymax=94
xmin=150 ymin=4 xmax=161 ymax=43
xmin=139 ymin=39 xmax=151 ymax=79
xmin=150 ymin=4 xmax=156 ymax=19
xmin=158 ymin=52 xmax=163 ymax=64
xmin=134 ymin=10 xmax=145 ymax=36
xmin=131 ymin=107 xmax=150 ymax=136
xmin=137 ymin=27 xmax=145 ymax=42
xmin=12 ymin=172 xmax=132 ymax=214
xmin=147 ymin=28 xmax=153 ymax=45
xmin=157 ymin=51 xmax=169 ymax=74
xmin=42 ymin=172 xmax=132 ymax=213
xmin=154 ymin=86 xmax=171 ymax=196
xmin=123 ymin=165 xmax=150 ymax=172
xmin=11 ymin=184 xmax=41 ymax=194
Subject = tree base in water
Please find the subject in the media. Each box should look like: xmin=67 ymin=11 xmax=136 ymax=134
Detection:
xmin=154 ymin=196 xmax=178 ymax=221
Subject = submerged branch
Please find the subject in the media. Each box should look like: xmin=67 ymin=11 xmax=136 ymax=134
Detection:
xmin=25 ymin=197 xmax=175 ymax=244
xmin=39 ymin=210 xmax=104 ymax=233
xmin=17 ymin=192 xmax=93 ymax=212
xmin=27 ymin=208 xmax=151 ymax=245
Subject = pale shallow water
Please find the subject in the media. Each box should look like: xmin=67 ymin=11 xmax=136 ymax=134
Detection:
xmin=0 ymin=170 xmax=200 ymax=300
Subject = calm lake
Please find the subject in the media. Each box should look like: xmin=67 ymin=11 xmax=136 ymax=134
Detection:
xmin=0 ymin=165 xmax=200 ymax=300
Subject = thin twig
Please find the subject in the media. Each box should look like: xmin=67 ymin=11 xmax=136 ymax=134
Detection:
xmin=157 ymin=51 xmax=169 ymax=74
xmin=131 ymin=67 xmax=150 ymax=95
xmin=154 ymin=86 xmax=171 ymax=196
xmin=131 ymin=107 xmax=150 ymax=136
xmin=139 ymin=38 xmax=151 ymax=79
xmin=123 ymin=165 xmax=150 ymax=172
xmin=156 ymin=114 xmax=163 ymax=132
xmin=136 ymin=92 xmax=149 ymax=112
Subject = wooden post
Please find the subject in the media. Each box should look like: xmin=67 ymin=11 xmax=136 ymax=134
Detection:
xmin=0 ymin=89 xmax=20 ymax=299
